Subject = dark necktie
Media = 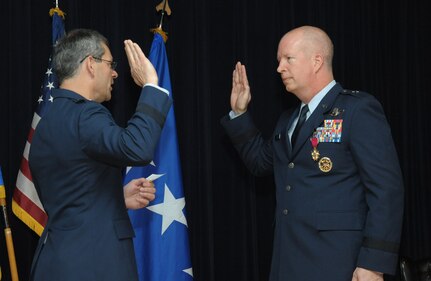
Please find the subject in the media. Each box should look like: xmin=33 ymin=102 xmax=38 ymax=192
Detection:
xmin=291 ymin=104 xmax=309 ymax=147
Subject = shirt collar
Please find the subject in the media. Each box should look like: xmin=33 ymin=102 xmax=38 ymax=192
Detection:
xmin=302 ymin=80 xmax=336 ymax=115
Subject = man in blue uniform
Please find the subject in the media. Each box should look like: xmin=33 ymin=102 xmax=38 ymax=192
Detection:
xmin=29 ymin=29 xmax=172 ymax=281
xmin=221 ymin=26 xmax=404 ymax=281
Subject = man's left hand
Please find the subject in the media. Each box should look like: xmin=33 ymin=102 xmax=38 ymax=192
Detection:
xmin=124 ymin=178 xmax=156 ymax=209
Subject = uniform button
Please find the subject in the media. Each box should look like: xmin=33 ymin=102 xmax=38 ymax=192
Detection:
xmin=282 ymin=209 xmax=289 ymax=215
xmin=288 ymin=162 xmax=295 ymax=168
xmin=286 ymin=185 xmax=291 ymax=191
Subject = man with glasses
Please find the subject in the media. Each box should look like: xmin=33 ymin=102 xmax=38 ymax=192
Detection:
xmin=28 ymin=29 xmax=172 ymax=281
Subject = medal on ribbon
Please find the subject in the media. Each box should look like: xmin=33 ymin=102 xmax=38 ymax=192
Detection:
xmin=310 ymin=137 xmax=320 ymax=161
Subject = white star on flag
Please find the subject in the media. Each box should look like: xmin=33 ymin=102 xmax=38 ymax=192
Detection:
xmin=46 ymin=82 xmax=55 ymax=90
xmin=147 ymin=183 xmax=187 ymax=235
xmin=183 ymin=268 xmax=194 ymax=277
xmin=46 ymin=68 xmax=53 ymax=76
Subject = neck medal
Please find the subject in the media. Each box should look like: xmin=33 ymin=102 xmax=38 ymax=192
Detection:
xmin=310 ymin=137 xmax=320 ymax=161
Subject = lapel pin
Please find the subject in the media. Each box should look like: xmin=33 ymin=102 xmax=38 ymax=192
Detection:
xmin=329 ymin=107 xmax=344 ymax=117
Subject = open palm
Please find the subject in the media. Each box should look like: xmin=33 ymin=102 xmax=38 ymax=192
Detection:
xmin=230 ymin=62 xmax=251 ymax=114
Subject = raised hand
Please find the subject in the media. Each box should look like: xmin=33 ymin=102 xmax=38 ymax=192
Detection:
xmin=124 ymin=39 xmax=158 ymax=87
xmin=230 ymin=62 xmax=251 ymax=115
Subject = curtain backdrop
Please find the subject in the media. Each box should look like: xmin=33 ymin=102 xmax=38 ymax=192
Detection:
xmin=0 ymin=1 xmax=429 ymax=280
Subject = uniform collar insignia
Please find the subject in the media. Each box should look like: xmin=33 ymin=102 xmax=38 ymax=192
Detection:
xmin=329 ymin=107 xmax=344 ymax=117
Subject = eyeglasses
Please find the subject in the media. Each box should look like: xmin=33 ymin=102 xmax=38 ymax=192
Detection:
xmin=80 ymin=55 xmax=117 ymax=70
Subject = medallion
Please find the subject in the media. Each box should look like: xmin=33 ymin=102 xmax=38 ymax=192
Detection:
xmin=318 ymin=157 xmax=332 ymax=172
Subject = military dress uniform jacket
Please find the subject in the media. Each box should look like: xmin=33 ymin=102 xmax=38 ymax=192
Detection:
xmin=29 ymin=86 xmax=172 ymax=281
xmin=221 ymin=83 xmax=404 ymax=281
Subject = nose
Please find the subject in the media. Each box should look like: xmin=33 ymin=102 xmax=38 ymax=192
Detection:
xmin=277 ymin=60 xmax=285 ymax=74
xmin=112 ymin=69 xmax=118 ymax=79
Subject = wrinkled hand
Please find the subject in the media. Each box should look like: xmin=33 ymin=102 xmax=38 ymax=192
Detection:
xmin=352 ymin=267 xmax=383 ymax=281
xmin=124 ymin=178 xmax=156 ymax=210
xmin=124 ymin=39 xmax=158 ymax=87
xmin=230 ymin=62 xmax=251 ymax=115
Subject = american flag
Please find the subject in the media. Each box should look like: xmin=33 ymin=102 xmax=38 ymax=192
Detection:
xmin=12 ymin=9 xmax=65 ymax=236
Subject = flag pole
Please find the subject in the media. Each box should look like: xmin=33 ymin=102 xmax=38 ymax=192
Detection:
xmin=151 ymin=0 xmax=171 ymax=42
xmin=127 ymin=3 xmax=194 ymax=279
xmin=0 ymin=171 xmax=19 ymax=281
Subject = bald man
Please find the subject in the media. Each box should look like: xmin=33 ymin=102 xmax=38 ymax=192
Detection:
xmin=222 ymin=26 xmax=403 ymax=281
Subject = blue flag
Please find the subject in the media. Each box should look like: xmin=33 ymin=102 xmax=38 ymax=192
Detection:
xmin=124 ymin=32 xmax=193 ymax=281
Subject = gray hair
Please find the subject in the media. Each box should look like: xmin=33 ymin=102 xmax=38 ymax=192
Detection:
xmin=52 ymin=29 xmax=109 ymax=84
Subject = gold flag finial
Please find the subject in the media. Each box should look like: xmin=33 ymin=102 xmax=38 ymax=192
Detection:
xmin=151 ymin=0 xmax=171 ymax=42
xmin=49 ymin=7 xmax=66 ymax=19
xmin=150 ymin=27 xmax=168 ymax=43
xmin=156 ymin=0 xmax=171 ymax=16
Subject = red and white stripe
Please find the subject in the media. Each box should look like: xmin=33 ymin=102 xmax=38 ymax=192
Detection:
xmin=12 ymin=112 xmax=47 ymax=236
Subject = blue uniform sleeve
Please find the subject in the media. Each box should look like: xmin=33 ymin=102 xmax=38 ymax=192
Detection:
xmin=221 ymin=111 xmax=274 ymax=176
xmin=79 ymin=85 xmax=172 ymax=166
xmin=348 ymin=94 xmax=404 ymax=274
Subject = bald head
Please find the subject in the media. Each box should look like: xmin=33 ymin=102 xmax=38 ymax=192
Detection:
xmin=276 ymin=26 xmax=335 ymax=102
xmin=284 ymin=26 xmax=334 ymax=70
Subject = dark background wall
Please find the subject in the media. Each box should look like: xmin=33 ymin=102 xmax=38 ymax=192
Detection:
xmin=0 ymin=0 xmax=429 ymax=280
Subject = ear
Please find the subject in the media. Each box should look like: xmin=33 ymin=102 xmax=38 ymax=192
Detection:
xmin=83 ymin=56 xmax=96 ymax=77
xmin=313 ymin=54 xmax=324 ymax=73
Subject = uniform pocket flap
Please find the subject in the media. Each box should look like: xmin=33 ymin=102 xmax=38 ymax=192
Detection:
xmin=316 ymin=211 xmax=365 ymax=231
xmin=113 ymin=219 xmax=135 ymax=239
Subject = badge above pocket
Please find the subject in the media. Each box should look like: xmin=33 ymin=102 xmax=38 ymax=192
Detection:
xmin=314 ymin=119 xmax=343 ymax=143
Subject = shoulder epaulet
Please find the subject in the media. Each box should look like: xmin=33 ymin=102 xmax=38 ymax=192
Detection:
xmin=340 ymin=89 xmax=370 ymax=99
xmin=341 ymin=89 xmax=361 ymax=95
